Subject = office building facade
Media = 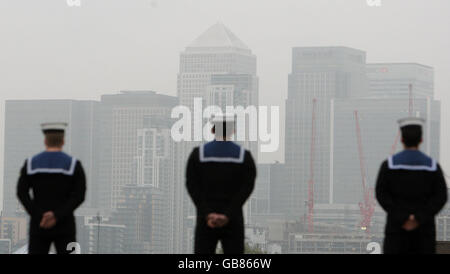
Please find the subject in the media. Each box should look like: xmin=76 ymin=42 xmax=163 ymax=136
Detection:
xmin=283 ymin=47 xmax=367 ymax=217
xmin=177 ymin=23 xmax=259 ymax=252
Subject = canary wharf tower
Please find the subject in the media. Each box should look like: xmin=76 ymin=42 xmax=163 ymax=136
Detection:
xmin=176 ymin=23 xmax=259 ymax=252
xmin=178 ymin=23 xmax=258 ymax=110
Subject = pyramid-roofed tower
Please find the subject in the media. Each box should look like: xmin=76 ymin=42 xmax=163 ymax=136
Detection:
xmin=175 ymin=25 xmax=259 ymax=253
xmin=186 ymin=22 xmax=251 ymax=53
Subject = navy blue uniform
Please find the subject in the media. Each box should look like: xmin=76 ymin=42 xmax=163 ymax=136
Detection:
xmin=375 ymin=150 xmax=447 ymax=254
xmin=17 ymin=151 xmax=86 ymax=254
xmin=186 ymin=141 xmax=256 ymax=254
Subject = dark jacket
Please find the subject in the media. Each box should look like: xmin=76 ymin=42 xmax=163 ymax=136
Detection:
xmin=375 ymin=150 xmax=447 ymax=235
xmin=186 ymin=141 xmax=257 ymax=221
xmin=17 ymin=151 xmax=86 ymax=235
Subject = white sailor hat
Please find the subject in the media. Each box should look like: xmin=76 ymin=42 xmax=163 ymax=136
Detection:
xmin=41 ymin=122 xmax=68 ymax=133
xmin=210 ymin=113 xmax=236 ymax=124
xmin=397 ymin=117 xmax=425 ymax=128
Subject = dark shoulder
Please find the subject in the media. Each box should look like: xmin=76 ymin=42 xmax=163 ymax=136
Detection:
xmin=380 ymin=159 xmax=389 ymax=169
xmin=75 ymin=159 xmax=84 ymax=169
xmin=189 ymin=147 xmax=200 ymax=161
xmin=376 ymin=160 xmax=390 ymax=175
xmin=244 ymin=150 xmax=255 ymax=164
xmin=20 ymin=159 xmax=28 ymax=174
xmin=435 ymin=163 xmax=444 ymax=174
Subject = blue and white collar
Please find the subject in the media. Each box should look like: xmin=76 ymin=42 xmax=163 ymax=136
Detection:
xmin=388 ymin=150 xmax=437 ymax=172
xmin=199 ymin=141 xmax=245 ymax=163
xmin=27 ymin=151 xmax=77 ymax=175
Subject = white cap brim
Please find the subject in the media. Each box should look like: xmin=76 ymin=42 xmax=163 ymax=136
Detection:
xmin=397 ymin=117 xmax=425 ymax=128
xmin=41 ymin=122 xmax=68 ymax=132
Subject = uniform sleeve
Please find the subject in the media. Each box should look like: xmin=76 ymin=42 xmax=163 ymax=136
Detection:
xmin=375 ymin=160 xmax=410 ymax=226
xmin=54 ymin=161 xmax=86 ymax=221
xmin=17 ymin=160 xmax=43 ymax=220
xmin=415 ymin=164 xmax=448 ymax=225
xmin=186 ymin=148 xmax=212 ymax=219
xmin=223 ymin=150 xmax=257 ymax=219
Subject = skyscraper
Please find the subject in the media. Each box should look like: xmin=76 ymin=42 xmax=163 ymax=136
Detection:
xmin=177 ymin=23 xmax=259 ymax=252
xmin=110 ymin=185 xmax=166 ymax=253
xmin=366 ymin=63 xmax=434 ymax=99
xmin=249 ymin=164 xmax=272 ymax=217
xmin=97 ymin=91 xmax=180 ymax=253
xmin=283 ymin=47 xmax=367 ymax=218
xmin=178 ymin=23 xmax=258 ymax=110
xmin=332 ymin=97 xmax=440 ymax=205
xmin=178 ymin=23 xmax=258 ymax=149
xmin=98 ymin=91 xmax=177 ymax=209
xmin=331 ymin=63 xmax=440 ymax=205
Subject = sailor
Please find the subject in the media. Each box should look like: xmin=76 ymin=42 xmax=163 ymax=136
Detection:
xmin=17 ymin=122 xmax=86 ymax=254
xmin=186 ymin=114 xmax=257 ymax=254
xmin=375 ymin=117 xmax=447 ymax=254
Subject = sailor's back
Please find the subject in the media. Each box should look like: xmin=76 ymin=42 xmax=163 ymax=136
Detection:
xmin=16 ymin=122 xmax=86 ymax=254
xmin=188 ymin=140 xmax=255 ymax=214
xmin=22 ymin=151 xmax=82 ymax=221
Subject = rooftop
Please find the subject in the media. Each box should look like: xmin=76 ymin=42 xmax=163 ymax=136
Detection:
xmin=186 ymin=22 xmax=250 ymax=52
xmin=366 ymin=63 xmax=433 ymax=69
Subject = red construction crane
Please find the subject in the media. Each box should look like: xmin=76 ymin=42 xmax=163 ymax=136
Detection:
xmin=390 ymin=84 xmax=414 ymax=155
xmin=307 ymin=98 xmax=317 ymax=233
xmin=390 ymin=132 xmax=401 ymax=155
xmin=354 ymin=110 xmax=375 ymax=234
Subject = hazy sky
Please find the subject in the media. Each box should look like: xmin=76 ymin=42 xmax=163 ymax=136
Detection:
xmin=1 ymin=0 xmax=450 ymax=204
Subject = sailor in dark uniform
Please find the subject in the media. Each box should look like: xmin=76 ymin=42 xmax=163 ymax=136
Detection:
xmin=17 ymin=123 xmax=86 ymax=254
xmin=186 ymin=114 xmax=257 ymax=254
xmin=375 ymin=117 xmax=447 ymax=254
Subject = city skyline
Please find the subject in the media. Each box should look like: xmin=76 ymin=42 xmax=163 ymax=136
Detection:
xmin=1 ymin=0 xmax=450 ymax=254
xmin=2 ymin=1 xmax=450 ymax=179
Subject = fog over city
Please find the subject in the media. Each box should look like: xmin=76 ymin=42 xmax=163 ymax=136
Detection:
xmin=0 ymin=0 xmax=449 ymax=254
